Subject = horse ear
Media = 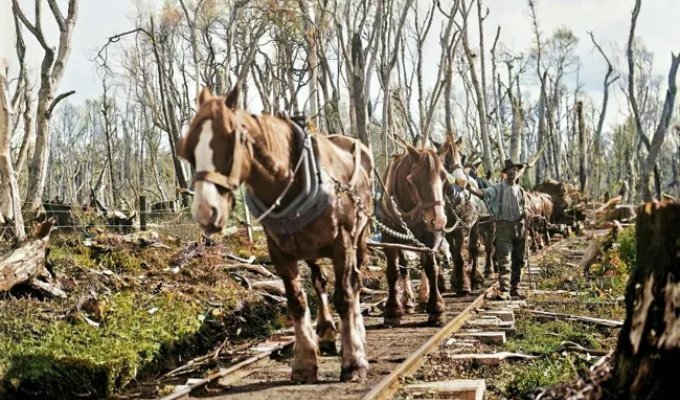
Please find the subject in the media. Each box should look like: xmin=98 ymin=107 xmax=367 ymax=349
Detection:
xmin=197 ymin=87 xmax=212 ymax=107
xmin=455 ymin=136 xmax=467 ymax=152
xmin=225 ymin=86 xmax=240 ymax=109
xmin=406 ymin=144 xmax=420 ymax=159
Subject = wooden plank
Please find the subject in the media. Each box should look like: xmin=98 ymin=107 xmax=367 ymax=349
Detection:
xmin=405 ymin=379 xmax=486 ymax=400
xmin=454 ymin=331 xmax=507 ymax=344
xmin=480 ymin=310 xmax=515 ymax=322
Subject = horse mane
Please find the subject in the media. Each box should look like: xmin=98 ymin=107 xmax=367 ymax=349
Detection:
xmin=238 ymin=111 xmax=294 ymax=182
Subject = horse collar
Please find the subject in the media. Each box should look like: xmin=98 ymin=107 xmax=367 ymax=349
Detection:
xmin=245 ymin=120 xmax=333 ymax=236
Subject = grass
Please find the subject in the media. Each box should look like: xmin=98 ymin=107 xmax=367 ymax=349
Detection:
xmin=507 ymin=319 xmax=601 ymax=355
xmin=0 ymin=229 xmax=288 ymax=399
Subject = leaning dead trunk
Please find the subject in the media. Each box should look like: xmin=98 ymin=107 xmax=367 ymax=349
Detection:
xmin=610 ymin=200 xmax=680 ymax=399
xmin=0 ymin=220 xmax=64 ymax=298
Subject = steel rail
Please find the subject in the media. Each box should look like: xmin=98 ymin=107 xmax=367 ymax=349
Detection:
xmin=362 ymin=284 xmax=495 ymax=400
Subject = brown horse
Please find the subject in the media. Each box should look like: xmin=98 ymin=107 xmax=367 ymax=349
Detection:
xmin=379 ymin=145 xmax=448 ymax=326
xmin=437 ymin=136 xmax=494 ymax=293
xmin=179 ymin=87 xmax=374 ymax=383
xmin=526 ymin=192 xmax=553 ymax=250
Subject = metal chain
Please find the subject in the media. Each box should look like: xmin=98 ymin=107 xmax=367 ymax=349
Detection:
xmin=333 ymin=179 xmax=443 ymax=254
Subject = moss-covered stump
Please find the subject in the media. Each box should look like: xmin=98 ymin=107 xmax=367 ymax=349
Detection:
xmin=610 ymin=200 xmax=680 ymax=400
xmin=0 ymin=229 xmax=287 ymax=399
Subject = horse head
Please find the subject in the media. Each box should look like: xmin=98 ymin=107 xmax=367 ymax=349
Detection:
xmin=393 ymin=144 xmax=448 ymax=232
xmin=179 ymin=86 xmax=256 ymax=234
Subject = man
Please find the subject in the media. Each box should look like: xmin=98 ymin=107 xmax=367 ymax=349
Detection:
xmin=467 ymin=159 xmax=527 ymax=300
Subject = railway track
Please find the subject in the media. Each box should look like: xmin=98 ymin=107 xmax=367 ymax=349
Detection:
xmin=154 ymin=237 xmax=565 ymax=400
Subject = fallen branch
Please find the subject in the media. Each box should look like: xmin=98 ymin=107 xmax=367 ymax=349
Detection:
xmin=524 ymin=309 xmax=623 ymax=328
xmin=224 ymin=263 xmax=275 ymax=278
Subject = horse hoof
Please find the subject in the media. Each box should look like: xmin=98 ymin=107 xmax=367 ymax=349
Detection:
xmin=291 ymin=367 xmax=318 ymax=384
xmin=383 ymin=316 xmax=402 ymax=327
xmin=318 ymin=340 xmax=338 ymax=356
xmin=340 ymin=365 xmax=368 ymax=382
xmin=426 ymin=314 xmax=444 ymax=326
xmin=454 ymin=290 xmax=470 ymax=297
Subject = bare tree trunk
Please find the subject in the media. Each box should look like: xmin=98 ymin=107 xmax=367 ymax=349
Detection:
xmin=589 ymin=31 xmax=618 ymax=197
xmin=640 ymin=54 xmax=680 ymax=201
xmin=0 ymin=61 xmax=26 ymax=239
xmin=611 ymin=200 xmax=680 ymax=399
xmin=461 ymin=0 xmax=493 ymax=172
xmin=14 ymin=0 xmax=79 ymax=213
xmin=351 ymin=33 xmax=370 ymax=145
xmin=299 ymin=0 xmax=320 ymax=129
xmin=576 ymin=100 xmax=587 ymax=192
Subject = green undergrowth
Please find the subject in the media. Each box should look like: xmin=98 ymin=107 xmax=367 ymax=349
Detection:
xmin=0 ymin=229 xmax=287 ymax=399
xmin=507 ymin=319 xmax=601 ymax=355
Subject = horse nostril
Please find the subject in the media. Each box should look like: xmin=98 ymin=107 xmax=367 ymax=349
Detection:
xmin=210 ymin=206 xmax=218 ymax=221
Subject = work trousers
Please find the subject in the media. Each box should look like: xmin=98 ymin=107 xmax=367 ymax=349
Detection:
xmin=495 ymin=219 xmax=526 ymax=292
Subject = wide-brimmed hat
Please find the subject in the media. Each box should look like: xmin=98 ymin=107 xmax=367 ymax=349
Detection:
xmin=501 ymin=159 xmax=524 ymax=173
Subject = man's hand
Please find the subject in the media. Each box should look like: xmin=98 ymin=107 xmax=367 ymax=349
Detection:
xmin=466 ymin=181 xmax=484 ymax=199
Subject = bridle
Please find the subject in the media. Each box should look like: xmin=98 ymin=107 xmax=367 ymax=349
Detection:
xmin=385 ymin=155 xmax=446 ymax=225
xmin=191 ymin=118 xmax=254 ymax=194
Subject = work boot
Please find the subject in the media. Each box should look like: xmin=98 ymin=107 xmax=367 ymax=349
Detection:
xmin=510 ymin=288 xmax=526 ymax=299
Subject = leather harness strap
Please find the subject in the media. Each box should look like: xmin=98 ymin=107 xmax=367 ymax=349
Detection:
xmin=193 ymin=171 xmax=239 ymax=191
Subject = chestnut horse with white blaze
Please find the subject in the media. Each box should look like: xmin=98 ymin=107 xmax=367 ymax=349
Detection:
xmin=179 ymin=87 xmax=374 ymax=383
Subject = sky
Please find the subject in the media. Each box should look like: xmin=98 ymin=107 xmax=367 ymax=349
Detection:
xmin=1 ymin=0 xmax=679 ymax=132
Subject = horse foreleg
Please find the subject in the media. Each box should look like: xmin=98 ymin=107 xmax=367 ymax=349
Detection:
xmin=398 ymin=252 xmax=416 ymax=313
xmin=384 ymin=247 xmax=404 ymax=326
xmin=449 ymin=231 xmax=471 ymax=294
xmin=468 ymin=224 xmax=484 ymax=290
xmin=333 ymin=229 xmax=368 ymax=382
xmin=423 ymin=253 xmax=445 ymax=326
xmin=276 ymin=261 xmax=318 ymax=383
xmin=308 ymin=260 xmax=338 ymax=355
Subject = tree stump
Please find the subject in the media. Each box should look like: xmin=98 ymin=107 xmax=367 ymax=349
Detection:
xmin=611 ymin=200 xmax=680 ymax=399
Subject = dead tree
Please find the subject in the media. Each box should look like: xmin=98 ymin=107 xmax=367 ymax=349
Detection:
xmin=576 ymin=100 xmax=587 ymax=192
xmin=589 ymin=31 xmax=619 ymax=197
xmin=12 ymin=0 xmax=78 ymax=213
xmin=610 ymin=200 xmax=680 ymax=399
xmin=0 ymin=61 xmax=26 ymax=239
xmin=0 ymin=221 xmax=64 ymax=298
xmin=627 ymin=0 xmax=680 ymax=201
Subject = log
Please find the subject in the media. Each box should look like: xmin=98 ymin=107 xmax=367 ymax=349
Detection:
xmin=525 ymin=309 xmax=622 ymax=328
xmin=610 ymin=200 xmax=680 ymax=399
xmin=580 ymin=222 xmax=622 ymax=276
xmin=0 ymin=221 xmax=63 ymax=297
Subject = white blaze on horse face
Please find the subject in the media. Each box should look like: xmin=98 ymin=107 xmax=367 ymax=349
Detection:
xmin=192 ymin=119 xmax=222 ymax=227
xmin=431 ymin=170 xmax=447 ymax=230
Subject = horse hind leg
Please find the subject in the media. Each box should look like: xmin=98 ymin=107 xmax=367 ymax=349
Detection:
xmin=276 ymin=261 xmax=318 ymax=383
xmin=334 ymin=229 xmax=368 ymax=382
xmin=307 ymin=260 xmax=338 ymax=355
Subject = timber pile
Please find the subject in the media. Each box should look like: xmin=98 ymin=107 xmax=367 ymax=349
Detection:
xmin=593 ymin=196 xmax=637 ymax=225
xmin=0 ymin=220 xmax=65 ymax=298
